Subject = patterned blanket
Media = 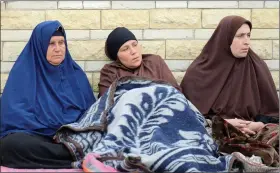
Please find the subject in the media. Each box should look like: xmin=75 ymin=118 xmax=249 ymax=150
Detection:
xmin=54 ymin=77 xmax=269 ymax=172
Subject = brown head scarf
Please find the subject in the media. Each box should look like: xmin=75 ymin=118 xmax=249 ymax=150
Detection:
xmin=180 ymin=16 xmax=279 ymax=120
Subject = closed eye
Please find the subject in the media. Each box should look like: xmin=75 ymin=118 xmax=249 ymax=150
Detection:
xmin=121 ymin=46 xmax=128 ymax=51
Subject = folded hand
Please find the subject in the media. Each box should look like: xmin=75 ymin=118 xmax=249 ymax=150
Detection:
xmin=225 ymin=118 xmax=265 ymax=136
xmin=246 ymin=121 xmax=265 ymax=132
xmin=225 ymin=118 xmax=251 ymax=128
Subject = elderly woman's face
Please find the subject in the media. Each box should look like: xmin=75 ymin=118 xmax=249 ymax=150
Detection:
xmin=117 ymin=40 xmax=142 ymax=69
xmin=46 ymin=36 xmax=66 ymax=66
xmin=230 ymin=24 xmax=251 ymax=58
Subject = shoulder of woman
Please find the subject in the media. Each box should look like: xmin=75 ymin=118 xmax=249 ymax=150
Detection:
xmin=142 ymin=54 xmax=163 ymax=62
xmin=100 ymin=62 xmax=118 ymax=73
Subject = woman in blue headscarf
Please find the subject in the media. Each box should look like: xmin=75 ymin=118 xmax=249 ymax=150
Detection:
xmin=0 ymin=21 xmax=96 ymax=168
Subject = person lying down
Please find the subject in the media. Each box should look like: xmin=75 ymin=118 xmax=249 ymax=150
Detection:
xmin=54 ymin=76 xmax=278 ymax=172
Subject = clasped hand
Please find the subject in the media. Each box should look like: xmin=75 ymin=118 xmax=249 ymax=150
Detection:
xmin=225 ymin=118 xmax=265 ymax=136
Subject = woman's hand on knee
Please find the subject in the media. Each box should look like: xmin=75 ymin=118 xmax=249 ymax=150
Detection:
xmin=239 ymin=127 xmax=256 ymax=136
xmin=247 ymin=122 xmax=265 ymax=132
xmin=225 ymin=118 xmax=251 ymax=128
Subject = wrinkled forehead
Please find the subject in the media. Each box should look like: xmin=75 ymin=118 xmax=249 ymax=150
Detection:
xmin=31 ymin=21 xmax=66 ymax=53
xmin=34 ymin=21 xmax=65 ymax=43
xmin=121 ymin=40 xmax=138 ymax=47
xmin=217 ymin=16 xmax=251 ymax=43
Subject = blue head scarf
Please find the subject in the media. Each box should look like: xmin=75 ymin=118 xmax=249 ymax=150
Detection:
xmin=1 ymin=21 xmax=96 ymax=138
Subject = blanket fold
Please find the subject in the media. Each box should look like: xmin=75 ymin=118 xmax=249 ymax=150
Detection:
xmin=54 ymin=77 xmax=278 ymax=172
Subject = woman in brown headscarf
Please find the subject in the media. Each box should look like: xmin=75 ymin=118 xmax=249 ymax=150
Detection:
xmin=98 ymin=27 xmax=181 ymax=98
xmin=180 ymin=16 xmax=279 ymax=166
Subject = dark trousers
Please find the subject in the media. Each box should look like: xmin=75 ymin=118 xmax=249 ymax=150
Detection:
xmin=0 ymin=132 xmax=73 ymax=169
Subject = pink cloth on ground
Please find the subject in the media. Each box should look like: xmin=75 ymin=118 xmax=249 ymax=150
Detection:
xmin=82 ymin=153 xmax=118 ymax=172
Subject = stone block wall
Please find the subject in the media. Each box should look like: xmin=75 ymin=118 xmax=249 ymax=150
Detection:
xmin=1 ymin=1 xmax=279 ymax=95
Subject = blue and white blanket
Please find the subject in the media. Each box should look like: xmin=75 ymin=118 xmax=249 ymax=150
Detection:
xmin=55 ymin=77 xmax=235 ymax=172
